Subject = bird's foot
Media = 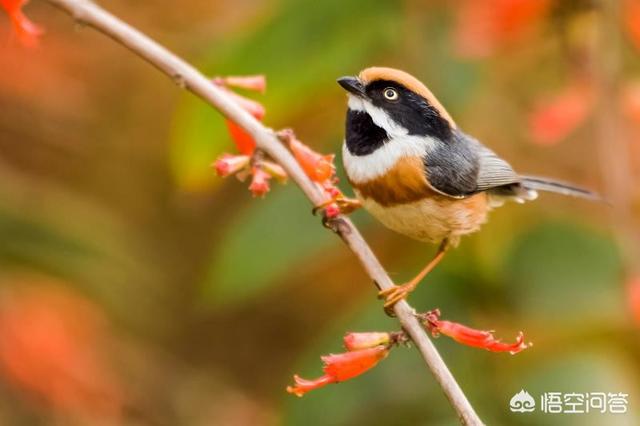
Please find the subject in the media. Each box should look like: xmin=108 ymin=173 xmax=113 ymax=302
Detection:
xmin=378 ymin=282 xmax=417 ymax=310
xmin=312 ymin=196 xmax=361 ymax=217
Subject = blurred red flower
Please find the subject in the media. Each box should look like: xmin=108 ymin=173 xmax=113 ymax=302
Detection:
xmin=0 ymin=0 xmax=42 ymax=47
xmin=0 ymin=284 xmax=123 ymax=422
xmin=287 ymin=345 xmax=389 ymax=397
xmin=626 ymin=275 xmax=640 ymax=324
xmin=454 ymin=0 xmax=551 ymax=58
xmin=625 ymin=0 xmax=640 ymax=51
xmin=528 ymin=82 xmax=594 ymax=145
xmin=621 ymin=81 xmax=640 ymax=123
xmin=424 ymin=310 xmax=529 ymax=354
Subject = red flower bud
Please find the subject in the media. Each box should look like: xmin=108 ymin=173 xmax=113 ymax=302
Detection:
xmin=323 ymin=203 xmax=340 ymax=219
xmin=215 ymin=75 xmax=266 ymax=93
xmin=425 ymin=310 xmax=529 ymax=355
xmin=213 ymin=154 xmax=250 ymax=177
xmin=288 ymin=137 xmax=335 ymax=183
xmin=343 ymin=332 xmax=391 ymax=351
xmin=248 ymin=167 xmax=271 ymax=197
xmin=323 ymin=184 xmax=342 ymax=199
xmin=287 ymin=345 xmax=389 ymax=397
xmin=0 ymin=0 xmax=42 ymax=47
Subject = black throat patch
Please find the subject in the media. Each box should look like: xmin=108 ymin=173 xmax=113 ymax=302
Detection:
xmin=344 ymin=109 xmax=388 ymax=156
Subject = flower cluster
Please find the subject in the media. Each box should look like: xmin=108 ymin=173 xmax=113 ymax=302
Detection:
xmin=286 ymin=331 xmax=396 ymax=397
xmin=0 ymin=0 xmax=42 ymax=47
xmin=287 ymin=311 xmax=529 ymax=397
xmin=211 ymin=75 xmax=288 ymax=197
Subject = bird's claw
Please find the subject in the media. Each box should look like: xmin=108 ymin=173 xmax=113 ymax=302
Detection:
xmin=312 ymin=197 xmax=361 ymax=217
xmin=378 ymin=283 xmax=416 ymax=310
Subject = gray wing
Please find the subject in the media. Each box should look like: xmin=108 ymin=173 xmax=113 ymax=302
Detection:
xmin=424 ymin=130 xmax=522 ymax=197
xmin=475 ymin=145 xmax=522 ymax=191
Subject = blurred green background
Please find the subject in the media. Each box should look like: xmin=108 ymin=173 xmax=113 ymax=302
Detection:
xmin=0 ymin=0 xmax=639 ymax=425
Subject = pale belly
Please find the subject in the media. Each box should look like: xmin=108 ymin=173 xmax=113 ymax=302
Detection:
xmin=356 ymin=190 xmax=490 ymax=245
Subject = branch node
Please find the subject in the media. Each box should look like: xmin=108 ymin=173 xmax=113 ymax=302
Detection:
xmin=321 ymin=215 xmax=350 ymax=236
xmin=172 ymin=73 xmax=187 ymax=89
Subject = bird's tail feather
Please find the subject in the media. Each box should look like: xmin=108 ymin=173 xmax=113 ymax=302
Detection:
xmin=520 ymin=175 xmax=603 ymax=202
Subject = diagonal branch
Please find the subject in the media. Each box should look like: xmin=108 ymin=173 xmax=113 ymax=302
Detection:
xmin=41 ymin=0 xmax=483 ymax=424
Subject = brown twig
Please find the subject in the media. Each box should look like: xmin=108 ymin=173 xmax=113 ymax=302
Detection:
xmin=41 ymin=0 xmax=482 ymax=424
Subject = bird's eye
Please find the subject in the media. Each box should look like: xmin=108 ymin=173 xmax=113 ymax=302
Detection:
xmin=383 ymin=88 xmax=399 ymax=101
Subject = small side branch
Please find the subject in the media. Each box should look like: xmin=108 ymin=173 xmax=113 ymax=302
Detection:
xmin=42 ymin=0 xmax=482 ymax=424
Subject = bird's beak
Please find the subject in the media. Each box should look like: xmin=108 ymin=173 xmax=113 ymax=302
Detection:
xmin=337 ymin=76 xmax=365 ymax=97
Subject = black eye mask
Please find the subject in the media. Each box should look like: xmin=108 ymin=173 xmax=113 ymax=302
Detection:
xmin=365 ymin=80 xmax=453 ymax=141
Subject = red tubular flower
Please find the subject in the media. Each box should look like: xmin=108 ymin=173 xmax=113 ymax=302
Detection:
xmin=225 ymin=121 xmax=257 ymax=156
xmin=218 ymin=85 xmax=266 ymax=156
xmin=288 ymin=136 xmax=336 ymax=184
xmin=0 ymin=0 xmax=42 ymax=47
xmin=343 ymin=332 xmax=391 ymax=351
xmin=424 ymin=310 xmax=529 ymax=355
xmin=528 ymin=83 xmax=594 ymax=146
xmin=215 ymin=75 xmax=266 ymax=93
xmin=213 ymin=154 xmax=250 ymax=177
xmin=287 ymin=346 xmax=389 ymax=397
xmin=248 ymin=166 xmax=271 ymax=197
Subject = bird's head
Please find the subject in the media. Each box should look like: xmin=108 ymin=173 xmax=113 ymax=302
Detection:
xmin=337 ymin=67 xmax=455 ymax=141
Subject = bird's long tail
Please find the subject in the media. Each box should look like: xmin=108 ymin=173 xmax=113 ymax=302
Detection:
xmin=521 ymin=175 xmax=603 ymax=202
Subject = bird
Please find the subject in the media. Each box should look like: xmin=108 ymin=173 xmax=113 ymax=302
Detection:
xmin=335 ymin=67 xmax=600 ymax=309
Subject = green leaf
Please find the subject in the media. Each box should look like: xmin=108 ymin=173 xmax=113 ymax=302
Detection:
xmin=504 ymin=222 xmax=622 ymax=319
xmin=201 ymin=186 xmax=336 ymax=307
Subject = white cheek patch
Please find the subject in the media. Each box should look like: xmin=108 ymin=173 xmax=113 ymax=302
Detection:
xmin=342 ymin=135 xmax=437 ymax=183
xmin=347 ymin=94 xmax=365 ymax=111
